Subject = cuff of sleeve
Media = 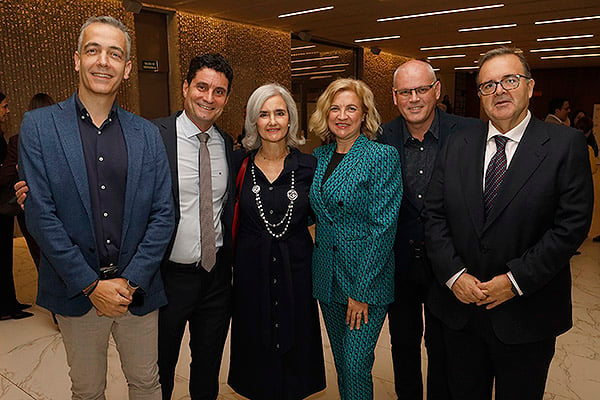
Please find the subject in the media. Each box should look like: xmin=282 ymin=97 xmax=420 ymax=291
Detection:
xmin=506 ymin=271 xmax=523 ymax=296
xmin=446 ymin=267 xmax=467 ymax=289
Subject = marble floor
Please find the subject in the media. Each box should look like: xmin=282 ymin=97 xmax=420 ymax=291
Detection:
xmin=1 ymin=236 xmax=599 ymax=400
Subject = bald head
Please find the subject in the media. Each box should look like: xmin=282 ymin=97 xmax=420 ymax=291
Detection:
xmin=392 ymin=59 xmax=441 ymax=136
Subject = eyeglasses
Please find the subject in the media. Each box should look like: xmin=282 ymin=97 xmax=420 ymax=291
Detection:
xmin=393 ymin=80 xmax=438 ymax=98
xmin=478 ymin=74 xmax=531 ymax=96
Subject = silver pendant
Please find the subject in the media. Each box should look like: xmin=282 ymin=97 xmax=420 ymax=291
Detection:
xmin=252 ymin=185 xmax=261 ymax=194
xmin=287 ymin=189 xmax=298 ymax=201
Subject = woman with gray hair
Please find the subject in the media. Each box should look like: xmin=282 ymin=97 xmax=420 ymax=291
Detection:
xmin=228 ymin=83 xmax=326 ymax=399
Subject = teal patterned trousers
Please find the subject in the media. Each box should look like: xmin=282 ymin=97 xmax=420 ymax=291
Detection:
xmin=320 ymin=301 xmax=388 ymax=400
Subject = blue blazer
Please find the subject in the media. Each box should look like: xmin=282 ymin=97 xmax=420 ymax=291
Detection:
xmin=310 ymin=134 xmax=403 ymax=306
xmin=18 ymin=94 xmax=175 ymax=316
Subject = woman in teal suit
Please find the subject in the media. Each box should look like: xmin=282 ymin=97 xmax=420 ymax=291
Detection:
xmin=309 ymin=78 xmax=402 ymax=399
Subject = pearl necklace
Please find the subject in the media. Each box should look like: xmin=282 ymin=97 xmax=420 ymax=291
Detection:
xmin=251 ymin=163 xmax=297 ymax=238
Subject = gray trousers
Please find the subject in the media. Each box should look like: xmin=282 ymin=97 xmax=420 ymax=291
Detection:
xmin=57 ymin=309 xmax=161 ymax=400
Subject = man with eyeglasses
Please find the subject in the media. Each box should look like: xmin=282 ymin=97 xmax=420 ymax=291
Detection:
xmin=379 ymin=59 xmax=483 ymax=400
xmin=423 ymin=47 xmax=593 ymax=400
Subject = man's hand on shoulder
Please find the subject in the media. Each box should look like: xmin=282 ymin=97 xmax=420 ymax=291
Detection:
xmin=89 ymin=279 xmax=132 ymax=317
xmin=476 ymin=274 xmax=515 ymax=309
xmin=451 ymin=273 xmax=487 ymax=304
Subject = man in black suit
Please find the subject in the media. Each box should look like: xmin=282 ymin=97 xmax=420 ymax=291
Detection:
xmin=155 ymin=53 xmax=235 ymax=400
xmin=423 ymin=47 xmax=593 ymax=400
xmin=379 ymin=59 xmax=483 ymax=400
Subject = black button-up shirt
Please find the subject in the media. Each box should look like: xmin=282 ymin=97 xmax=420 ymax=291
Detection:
xmin=76 ymin=95 xmax=127 ymax=268
xmin=402 ymin=111 xmax=440 ymax=210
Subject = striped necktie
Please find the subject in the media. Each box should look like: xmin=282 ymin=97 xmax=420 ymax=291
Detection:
xmin=484 ymin=135 xmax=509 ymax=218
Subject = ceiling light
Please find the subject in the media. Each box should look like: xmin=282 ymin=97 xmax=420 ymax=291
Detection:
xmin=535 ymin=15 xmax=600 ymax=25
xmin=433 ymin=68 xmax=441 ymax=72
xmin=458 ymin=23 xmax=516 ymax=32
xmin=537 ymin=34 xmax=594 ymax=42
xmin=378 ymin=4 xmax=504 ymax=22
xmin=540 ymin=53 xmax=600 ymax=60
xmin=530 ymin=45 xmax=600 ymax=53
xmin=291 ymin=66 xmax=318 ymax=72
xmin=279 ymin=6 xmax=334 ymax=18
xmin=291 ymin=55 xmax=339 ymax=63
xmin=427 ymin=54 xmax=466 ymax=60
xmin=421 ymin=40 xmax=511 ymax=50
xmin=454 ymin=66 xmax=479 ymax=70
xmin=309 ymin=75 xmax=333 ymax=80
xmin=320 ymin=63 xmax=350 ymax=68
xmin=292 ymin=51 xmax=319 ymax=57
xmin=292 ymin=69 xmax=346 ymax=77
xmin=291 ymin=45 xmax=316 ymax=51
xmin=354 ymin=35 xmax=401 ymax=43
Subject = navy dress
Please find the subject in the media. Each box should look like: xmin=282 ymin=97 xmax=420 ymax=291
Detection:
xmin=228 ymin=148 xmax=326 ymax=400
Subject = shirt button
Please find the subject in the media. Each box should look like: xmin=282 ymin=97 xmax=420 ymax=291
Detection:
xmin=275 ymin=323 xmax=279 ymax=328
xmin=98 ymin=156 xmax=104 ymax=162
xmin=274 ymin=300 xmax=278 ymax=306
xmin=81 ymin=115 xmax=85 ymax=120
xmin=417 ymin=194 xmax=423 ymax=199
xmin=272 ymin=257 xmax=277 ymax=262
xmin=108 ymin=118 xmax=112 ymax=122
xmin=276 ymin=344 xmax=280 ymax=349
xmin=103 ymin=212 xmax=109 ymax=218
xmin=100 ymin=185 xmax=106 ymax=190
xmin=420 ymin=147 xmax=424 ymax=151
xmin=106 ymin=239 xmax=111 ymax=244
xmin=269 ymin=209 xmax=274 ymax=215
xmin=97 ymin=130 xmax=102 ymax=135
xmin=419 ymin=169 xmax=424 ymax=174
xmin=273 ymin=278 xmax=277 ymax=284
xmin=269 ymin=186 xmax=274 ymax=191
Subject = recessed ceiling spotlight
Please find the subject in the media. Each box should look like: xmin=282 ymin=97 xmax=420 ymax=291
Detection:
xmin=309 ymin=75 xmax=334 ymax=80
xmin=354 ymin=35 xmax=401 ymax=43
xmin=421 ymin=40 xmax=511 ymax=51
xmin=537 ymin=34 xmax=594 ymax=42
xmin=535 ymin=15 xmax=600 ymax=25
xmin=291 ymin=66 xmax=318 ymax=72
xmin=454 ymin=66 xmax=479 ymax=70
xmin=291 ymin=45 xmax=316 ymax=51
xmin=458 ymin=23 xmax=516 ymax=32
xmin=540 ymin=53 xmax=600 ymax=59
xmin=279 ymin=6 xmax=334 ymax=18
xmin=378 ymin=4 xmax=504 ymax=22
xmin=530 ymin=45 xmax=600 ymax=53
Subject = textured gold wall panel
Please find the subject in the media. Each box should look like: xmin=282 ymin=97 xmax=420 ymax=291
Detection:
xmin=171 ymin=12 xmax=291 ymax=139
xmin=0 ymin=0 xmax=140 ymax=137
xmin=363 ymin=50 xmax=410 ymax=125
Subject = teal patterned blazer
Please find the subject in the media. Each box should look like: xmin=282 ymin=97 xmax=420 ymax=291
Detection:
xmin=310 ymin=134 xmax=403 ymax=306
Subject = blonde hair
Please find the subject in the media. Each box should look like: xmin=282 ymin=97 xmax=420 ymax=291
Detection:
xmin=242 ymin=83 xmax=304 ymax=150
xmin=309 ymin=78 xmax=381 ymax=141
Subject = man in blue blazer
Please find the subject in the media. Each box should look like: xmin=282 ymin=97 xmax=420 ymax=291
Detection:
xmin=379 ymin=59 xmax=484 ymax=400
xmin=424 ymin=48 xmax=593 ymax=400
xmin=18 ymin=16 xmax=174 ymax=399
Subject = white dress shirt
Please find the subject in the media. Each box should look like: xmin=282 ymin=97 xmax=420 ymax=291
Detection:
xmin=169 ymin=111 xmax=228 ymax=264
xmin=446 ymin=111 xmax=532 ymax=295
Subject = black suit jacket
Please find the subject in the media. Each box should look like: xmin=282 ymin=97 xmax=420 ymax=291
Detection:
xmin=423 ymin=116 xmax=593 ymax=344
xmin=379 ymin=110 xmax=485 ymax=293
xmin=153 ymin=112 xmax=236 ymax=266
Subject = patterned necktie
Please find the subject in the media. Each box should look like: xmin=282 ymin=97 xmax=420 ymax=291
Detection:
xmin=198 ymin=132 xmax=216 ymax=271
xmin=484 ymin=135 xmax=510 ymax=218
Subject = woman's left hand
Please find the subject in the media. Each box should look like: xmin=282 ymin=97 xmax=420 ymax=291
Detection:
xmin=346 ymin=297 xmax=369 ymax=330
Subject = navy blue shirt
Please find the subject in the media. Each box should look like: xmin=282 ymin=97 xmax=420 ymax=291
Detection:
xmin=76 ymin=95 xmax=127 ymax=268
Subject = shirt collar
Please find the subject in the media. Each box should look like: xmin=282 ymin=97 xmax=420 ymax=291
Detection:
xmin=75 ymin=92 xmax=118 ymax=122
xmin=402 ymin=108 xmax=440 ymax=144
xmin=487 ymin=110 xmax=531 ymax=144
xmin=180 ymin=110 xmax=215 ymax=139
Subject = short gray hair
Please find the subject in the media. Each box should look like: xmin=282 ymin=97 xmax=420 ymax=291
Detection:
xmin=78 ymin=16 xmax=131 ymax=60
xmin=477 ymin=47 xmax=531 ymax=84
xmin=242 ymin=83 xmax=304 ymax=151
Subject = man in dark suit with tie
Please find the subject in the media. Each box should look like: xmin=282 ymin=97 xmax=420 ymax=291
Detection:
xmin=379 ymin=59 xmax=483 ymax=400
xmin=154 ymin=53 xmax=236 ymax=400
xmin=18 ymin=16 xmax=174 ymax=399
xmin=423 ymin=47 xmax=593 ymax=400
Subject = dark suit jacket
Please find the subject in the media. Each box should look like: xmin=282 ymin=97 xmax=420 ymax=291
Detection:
xmin=379 ymin=110 xmax=485 ymax=294
xmin=423 ymin=116 xmax=593 ymax=344
xmin=153 ymin=112 xmax=236 ymax=266
xmin=18 ymin=94 xmax=175 ymax=316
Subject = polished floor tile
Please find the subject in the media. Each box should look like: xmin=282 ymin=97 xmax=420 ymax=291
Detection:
xmin=1 ymin=236 xmax=599 ymax=399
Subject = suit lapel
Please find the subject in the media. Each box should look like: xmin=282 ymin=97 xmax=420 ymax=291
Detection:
xmin=53 ymin=96 xmax=93 ymax=226
xmin=483 ymin=118 xmax=548 ymax=230
xmin=321 ymin=134 xmax=369 ymax=204
xmin=120 ymin=108 xmax=144 ymax=242
xmin=459 ymin=126 xmax=487 ymax=237
xmin=311 ymin=144 xmax=334 ymax=222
